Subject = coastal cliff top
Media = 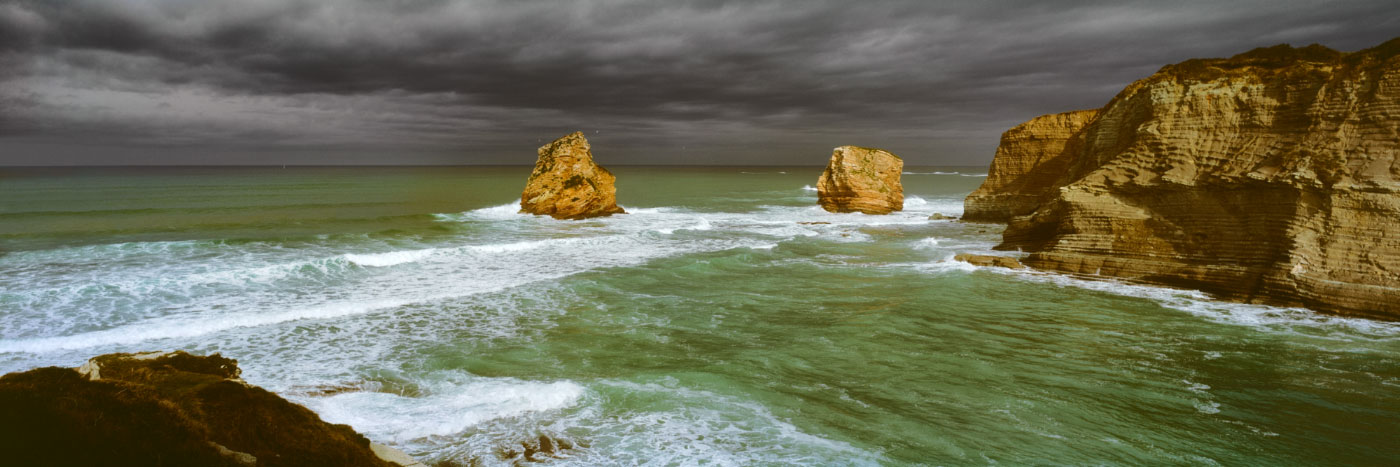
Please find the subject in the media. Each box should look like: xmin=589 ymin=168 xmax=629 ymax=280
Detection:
xmin=1119 ymin=38 xmax=1400 ymax=89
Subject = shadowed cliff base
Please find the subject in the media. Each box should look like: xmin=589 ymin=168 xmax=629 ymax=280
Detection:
xmin=965 ymin=37 xmax=1400 ymax=320
xmin=0 ymin=351 xmax=419 ymax=467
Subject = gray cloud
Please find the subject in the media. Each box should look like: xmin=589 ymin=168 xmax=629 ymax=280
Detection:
xmin=1 ymin=0 xmax=1397 ymax=165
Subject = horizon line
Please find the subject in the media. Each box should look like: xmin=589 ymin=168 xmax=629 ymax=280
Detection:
xmin=0 ymin=163 xmax=990 ymax=169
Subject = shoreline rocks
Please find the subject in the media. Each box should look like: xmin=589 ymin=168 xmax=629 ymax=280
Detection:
xmin=954 ymin=253 xmax=1025 ymax=269
xmin=520 ymin=131 xmax=626 ymax=220
xmin=965 ymin=38 xmax=1400 ymax=320
xmin=816 ymin=146 xmax=904 ymax=214
xmin=0 ymin=351 xmax=421 ymax=467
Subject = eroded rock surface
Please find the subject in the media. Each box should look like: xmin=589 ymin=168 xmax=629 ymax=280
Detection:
xmin=0 ymin=351 xmax=416 ymax=467
xmin=963 ymin=109 xmax=1100 ymax=222
xmin=954 ymin=253 xmax=1025 ymax=269
xmin=816 ymin=146 xmax=904 ymax=214
xmin=520 ymin=131 xmax=625 ymax=220
xmin=968 ymin=38 xmax=1400 ymax=319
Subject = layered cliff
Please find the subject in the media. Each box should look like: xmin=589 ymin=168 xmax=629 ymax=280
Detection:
xmin=971 ymin=38 xmax=1400 ymax=319
xmin=817 ymin=146 xmax=904 ymax=214
xmin=963 ymin=109 xmax=1099 ymax=222
xmin=520 ymin=131 xmax=625 ymax=220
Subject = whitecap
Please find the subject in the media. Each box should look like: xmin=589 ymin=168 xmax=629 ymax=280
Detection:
xmin=303 ymin=372 xmax=585 ymax=443
xmin=466 ymin=202 xmax=526 ymax=220
xmin=345 ymin=249 xmax=437 ymax=267
xmin=1003 ymin=268 xmax=1400 ymax=337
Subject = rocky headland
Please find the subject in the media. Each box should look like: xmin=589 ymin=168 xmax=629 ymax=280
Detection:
xmin=520 ymin=131 xmax=626 ymax=220
xmin=963 ymin=109 xmax=1100 ymax=222
xmin=964 ymin=38 xmax=1400 ymax=319
xmin=817 ymin=146 xmax=904 ymax=214
xmin=0 ymin=351 xmax=422 ymax=467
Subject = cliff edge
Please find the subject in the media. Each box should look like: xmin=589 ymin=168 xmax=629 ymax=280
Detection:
xmin=963 ymin=109 xmax=1099 ymax=222
xmin=967 ymin=38 xmax=1400 ymax=319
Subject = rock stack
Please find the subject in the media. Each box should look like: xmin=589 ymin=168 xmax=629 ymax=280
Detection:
xmin=816 ymin=146 xmax=904 ymax=214
xmin=519 ymin=131 xmax=626 ymax=220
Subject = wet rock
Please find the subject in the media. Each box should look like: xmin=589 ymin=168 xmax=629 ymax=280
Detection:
xmin=519 ymin=131 xmax=625 ymax=220
xmin=954 ymin=253 xmax=1025 ymax=269
xmin=496 ymin=434 xmax=584 ymax=463
xmin=816 ymin=146 xmax=904 ymax=214
xmin=927 ymin=213 xmax=957 ymax=221
xmin=0 ymin=351 xmax=412 ymax=467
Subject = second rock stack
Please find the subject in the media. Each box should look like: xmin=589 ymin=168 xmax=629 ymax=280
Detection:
xmin=816 ymin=146 xmax=904 ymax=214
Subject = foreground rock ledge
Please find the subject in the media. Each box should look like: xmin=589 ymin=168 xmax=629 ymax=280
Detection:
xmin=965 ymin=38 xmax=1400 ymax=320
xmin=520 ymin=131 xmax=626 ymax=220
xmin=817 ymin=146 xmax=904 ymax=214
xmin=0 ymin=351 xmax=422 ymax=467
xmin=954 ymin=253 xmax=1025 ymax=269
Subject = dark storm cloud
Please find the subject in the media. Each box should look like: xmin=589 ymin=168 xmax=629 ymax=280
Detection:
xmin=1 ymin=0 xmax=1397 ymax=165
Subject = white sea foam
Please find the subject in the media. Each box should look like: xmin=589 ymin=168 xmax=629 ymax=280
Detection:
xmin=1002 ymin=268 xmax=1400 ymax=337
xmin=303 ymin=372 xmax=586 ymax=443
xmin=467 ymin=240 xmax=556 ymax=253
xmin=12 ymin=200 xmax=903 ymax=354
xmin=345 ymin=248 xmax=437 ymax=267
xmin=468 ymin=202 xmax=528 ymax=220
xmin=800 ymin=185 xmax=818 ymax=192
xmin=567 ymin=380 xmax=884 ymax=466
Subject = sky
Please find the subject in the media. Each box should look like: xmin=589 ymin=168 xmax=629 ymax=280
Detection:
xmin=1 ymin=0 xmax=1397 ymax=166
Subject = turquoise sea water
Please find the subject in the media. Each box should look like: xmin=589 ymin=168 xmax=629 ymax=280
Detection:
xmin=1 ymin=166 xmax=1397 ymax=465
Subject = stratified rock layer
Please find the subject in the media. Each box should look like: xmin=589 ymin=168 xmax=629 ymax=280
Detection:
xmin=954 ymin=253 xmax=1025 ymax=269
xmin=971 ymin=38 xmax=1400 ymax=319
xmin=520 ymin=131 xmax=625 ymax=220
xmin=963 ymin=109 xmax=1100 ymax=222
xmin=817 ymin=146 xmax=904 ymax=214
xmin=0 ymin=351 xmax=407 ymax=467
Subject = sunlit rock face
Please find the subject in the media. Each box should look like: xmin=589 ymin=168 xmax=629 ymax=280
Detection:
xmin=817 ymin=146 xmax=904 ymax=214
xmin=520 ymin=131 xmax=626 ymax=220
xmin=971 ymin=38 xmax=1400 ymax=319
xmin=963 ymin=109 xmax=1100 ymax=223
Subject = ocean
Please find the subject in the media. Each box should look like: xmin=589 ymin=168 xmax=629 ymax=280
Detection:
xmin=1 ymin=166 xmax=1397 ymax=465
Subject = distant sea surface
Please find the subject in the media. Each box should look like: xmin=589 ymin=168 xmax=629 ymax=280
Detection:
xmin=1 ymin=166 xmax=1397 ymax=465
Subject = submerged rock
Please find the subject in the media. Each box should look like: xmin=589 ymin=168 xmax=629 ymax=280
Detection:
xmin=966 ymin=38 xmax=1400 ymax=319
xmin=519 ymin=131 xmax=625 ymax=220
xmin=0 ymin=351 xmax=419 ymax=467
xmin=954 ymin=253 xmax=1025 ymax=269
xmin=928 ymin=213 xmax=957 ymax=221
xmin=816 ymin=146 xmax=904 ymax=214
xmin=496 ymin=434 xmax=585 ymax=464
